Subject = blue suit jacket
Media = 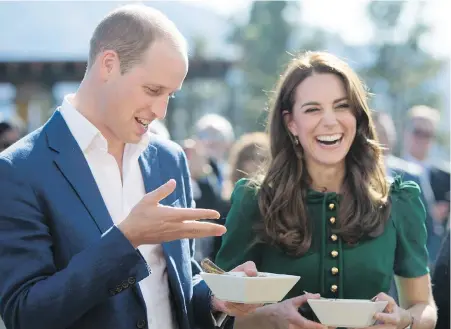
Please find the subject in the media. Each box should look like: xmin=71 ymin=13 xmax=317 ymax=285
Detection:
xmin=0 ymin=111 xmax=218 ymax=329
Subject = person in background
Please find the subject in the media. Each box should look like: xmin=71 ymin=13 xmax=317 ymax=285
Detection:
xmin=199 ymin=132 xmax=272 ymax=263
xmin=432 ymin=230 xmax=450 ymax=329
xmin=403 ymin=105 xmax=450 ymax=263
xmin=372 ymin=110 xmax=433 ymax=301
xmin=221 ymin=132 xmax=270 ymax=201
xmin=0 ymin=120 xmax=22 ymax=152
xmin=194 ymin=114 xmax=235 ymax=191
xmin=372 ymin=111 xmax=423 ymax=183
xmin=216 ymin=51 xmax=437 ymax=329
xmin=182 ymin=138 xmax=227 ymax=262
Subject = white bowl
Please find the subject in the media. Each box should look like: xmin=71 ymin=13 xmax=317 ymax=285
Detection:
xmin=307 ymin=298 xmax=388 ymax=328
xmin=200 ymin=271 xmax=300 ymax=304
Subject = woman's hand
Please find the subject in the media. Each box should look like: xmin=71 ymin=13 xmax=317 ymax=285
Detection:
xmin=263 ymin=293 xmax=327 ymax=329
xmin=362 ymin=292 xmax=412 ymax=329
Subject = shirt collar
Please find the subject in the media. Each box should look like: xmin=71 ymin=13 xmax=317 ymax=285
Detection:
xmin=59 ymin=93 xmax=152 ymax=156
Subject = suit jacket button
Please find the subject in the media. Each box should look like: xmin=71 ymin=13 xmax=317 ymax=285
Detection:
xmin=115 ymin=285 xmax=123 ymax=293
xmin=128 ymin=277 xmax=136 ymax=285
xmin=136 ymin=319 xmax=146 ymax=328
xmin=109 ymin=289 xmax=116 ymax=296
xmin=122 ymin=281 xmax=129 ymax=289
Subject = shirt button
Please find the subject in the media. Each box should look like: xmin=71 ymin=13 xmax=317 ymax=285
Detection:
xmin=331 ymin=267 xmax=339 ymax=275
xmin=136 ymin=319 xmax=146 ymax=329
xmin=128 ymin=277 xmax=136 ymax=285
xmin=329 ymin=217 xmax=336 ymax=224
xmin=330 ymin=234 xmax=338 ymax=242
xmin=331 ymin=250 xmax=338 ymax=258
xmin=331 ymin=285 xmax=338 ymax=293
xmin=329 ymin=203 xmax=335 ymax=210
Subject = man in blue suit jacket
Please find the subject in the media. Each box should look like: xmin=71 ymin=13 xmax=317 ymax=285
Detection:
xmin=0 ymin=5 xmax=260 ymax=329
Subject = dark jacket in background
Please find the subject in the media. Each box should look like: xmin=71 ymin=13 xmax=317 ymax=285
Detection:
xmin=432 ymin=230 xmax=450 ymax=329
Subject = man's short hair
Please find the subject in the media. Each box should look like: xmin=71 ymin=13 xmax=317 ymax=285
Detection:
xmin=407 ymin=105 xmax=440 ymax=130
xmin=88 ymin=4 xmax=186 ymax=73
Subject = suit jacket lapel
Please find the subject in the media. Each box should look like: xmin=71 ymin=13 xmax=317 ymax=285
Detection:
xmin=45 ymin=111 xmax=113 ymax=233
xmin=139 ymin=146 xmax=185 ymax=301
xmin=138 ymin=147 xmax=182 ymax=255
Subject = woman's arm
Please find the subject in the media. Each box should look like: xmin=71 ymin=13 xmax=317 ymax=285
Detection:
xmin=395 ymin=274 xmax=437 ymax=329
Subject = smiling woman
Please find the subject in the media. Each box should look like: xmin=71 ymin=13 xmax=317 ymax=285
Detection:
xmin=216 ymin=51 xmax=437 ymax=329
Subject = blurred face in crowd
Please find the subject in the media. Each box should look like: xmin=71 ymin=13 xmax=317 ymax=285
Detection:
xmin=197 ymin=127 xmax=231 ymax=163
xmin=406 ymin=118 xmax=435 ymax=161
xmin=0 ymin=127 xmax=20 ymax=152
xmin=286 ymin=73 xmax=357 ymax=168
xmin=373 ymin=121 xmax=389 ymax=154
xmin=94 ymin=39 xmax=188 ymax=145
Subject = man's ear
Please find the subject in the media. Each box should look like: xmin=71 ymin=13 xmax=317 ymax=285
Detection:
xmin=99 ymin=50 xmax=121 ymax=81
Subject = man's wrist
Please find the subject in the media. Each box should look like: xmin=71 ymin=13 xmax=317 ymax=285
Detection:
xmin=211 ymin=295 xmax=224 ymax=313
xmin=117 ymin=222 xmax=140 ymax=248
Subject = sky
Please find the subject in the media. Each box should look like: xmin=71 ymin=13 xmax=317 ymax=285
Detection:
xmin=194 ymin=0 xmax=450 ymax=58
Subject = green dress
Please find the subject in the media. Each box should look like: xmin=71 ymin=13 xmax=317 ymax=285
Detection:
xmin=215 ymin=178 xmax=429 ymax=300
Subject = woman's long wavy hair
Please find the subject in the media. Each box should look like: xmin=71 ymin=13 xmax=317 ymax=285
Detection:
xmin=253 ymin=51 xmax=391 ymax=256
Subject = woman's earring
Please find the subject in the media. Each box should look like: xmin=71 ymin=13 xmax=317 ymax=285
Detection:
xmin=294 ymin=136 xmax=299 ymax=145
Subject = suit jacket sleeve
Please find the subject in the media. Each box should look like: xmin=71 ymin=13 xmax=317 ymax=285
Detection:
xmin=0 ymin=157 xmax=150 ymax=329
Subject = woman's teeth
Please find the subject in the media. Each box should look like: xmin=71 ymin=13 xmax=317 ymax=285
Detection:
xmin=136 ymin=117 xmax=150 ymax=129
xmin=316 ymin=134 xmax=343 ymax=144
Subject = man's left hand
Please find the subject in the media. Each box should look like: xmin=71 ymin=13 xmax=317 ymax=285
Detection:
xmin=210 ymin=261 xmax=264 ymax=316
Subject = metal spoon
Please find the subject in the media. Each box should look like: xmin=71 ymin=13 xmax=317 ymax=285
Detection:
xmin=201 ymin=258 xmax=267 ymax=277
xmin=201 ymin=258 xmax=227 ymax=274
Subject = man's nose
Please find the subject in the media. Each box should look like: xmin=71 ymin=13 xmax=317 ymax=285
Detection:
xmin=152 ymin=97 xmax=169 ymax=120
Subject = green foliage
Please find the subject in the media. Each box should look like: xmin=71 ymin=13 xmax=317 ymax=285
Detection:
xmin=229 ymin=1 xmax=296 ymax=131
xmin=361 ymin=0 xmax=446 ymax=154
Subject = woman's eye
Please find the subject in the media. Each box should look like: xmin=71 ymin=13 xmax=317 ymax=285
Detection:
xmin=305 ymin=108 xmax=319 ymax=113
xmin=337 ymin=103 xmax=350 ymax=109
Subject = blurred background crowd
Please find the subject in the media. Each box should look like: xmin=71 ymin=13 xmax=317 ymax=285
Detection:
xmin=0 ymin=1 xmax=449 ymax=328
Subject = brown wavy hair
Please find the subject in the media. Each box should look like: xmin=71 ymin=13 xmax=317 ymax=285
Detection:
xmin=253 ymin=51 xmax=391 ymax=256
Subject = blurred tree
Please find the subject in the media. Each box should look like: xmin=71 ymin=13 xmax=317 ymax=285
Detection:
xmin=229 ymin=1 xmax=297 ymax=131
xmin=361 ymin=0 xmax=445 ymax=155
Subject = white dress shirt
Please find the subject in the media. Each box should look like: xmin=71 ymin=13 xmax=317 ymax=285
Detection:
xmin=60 ymin=95 xmax=177 ymax=329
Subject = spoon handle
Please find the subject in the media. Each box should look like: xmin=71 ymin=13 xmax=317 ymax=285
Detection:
xmin=201 ymin=258 xmax=226 ymax=274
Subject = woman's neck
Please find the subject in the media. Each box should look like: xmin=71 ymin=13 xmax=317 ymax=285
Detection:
xmin=306 ymin=160 xmax=346 ymax=193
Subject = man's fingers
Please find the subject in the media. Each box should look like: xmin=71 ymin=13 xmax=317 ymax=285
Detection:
xmin=224 ymin=302 xmax=259 ymax=316
xmin=163 ymin=207 xmax=220 ymax=221
xmin=178 ymin=221 xmax=226 ymax=239
xmin=146 ymin=179 xmax=177 ymax=203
